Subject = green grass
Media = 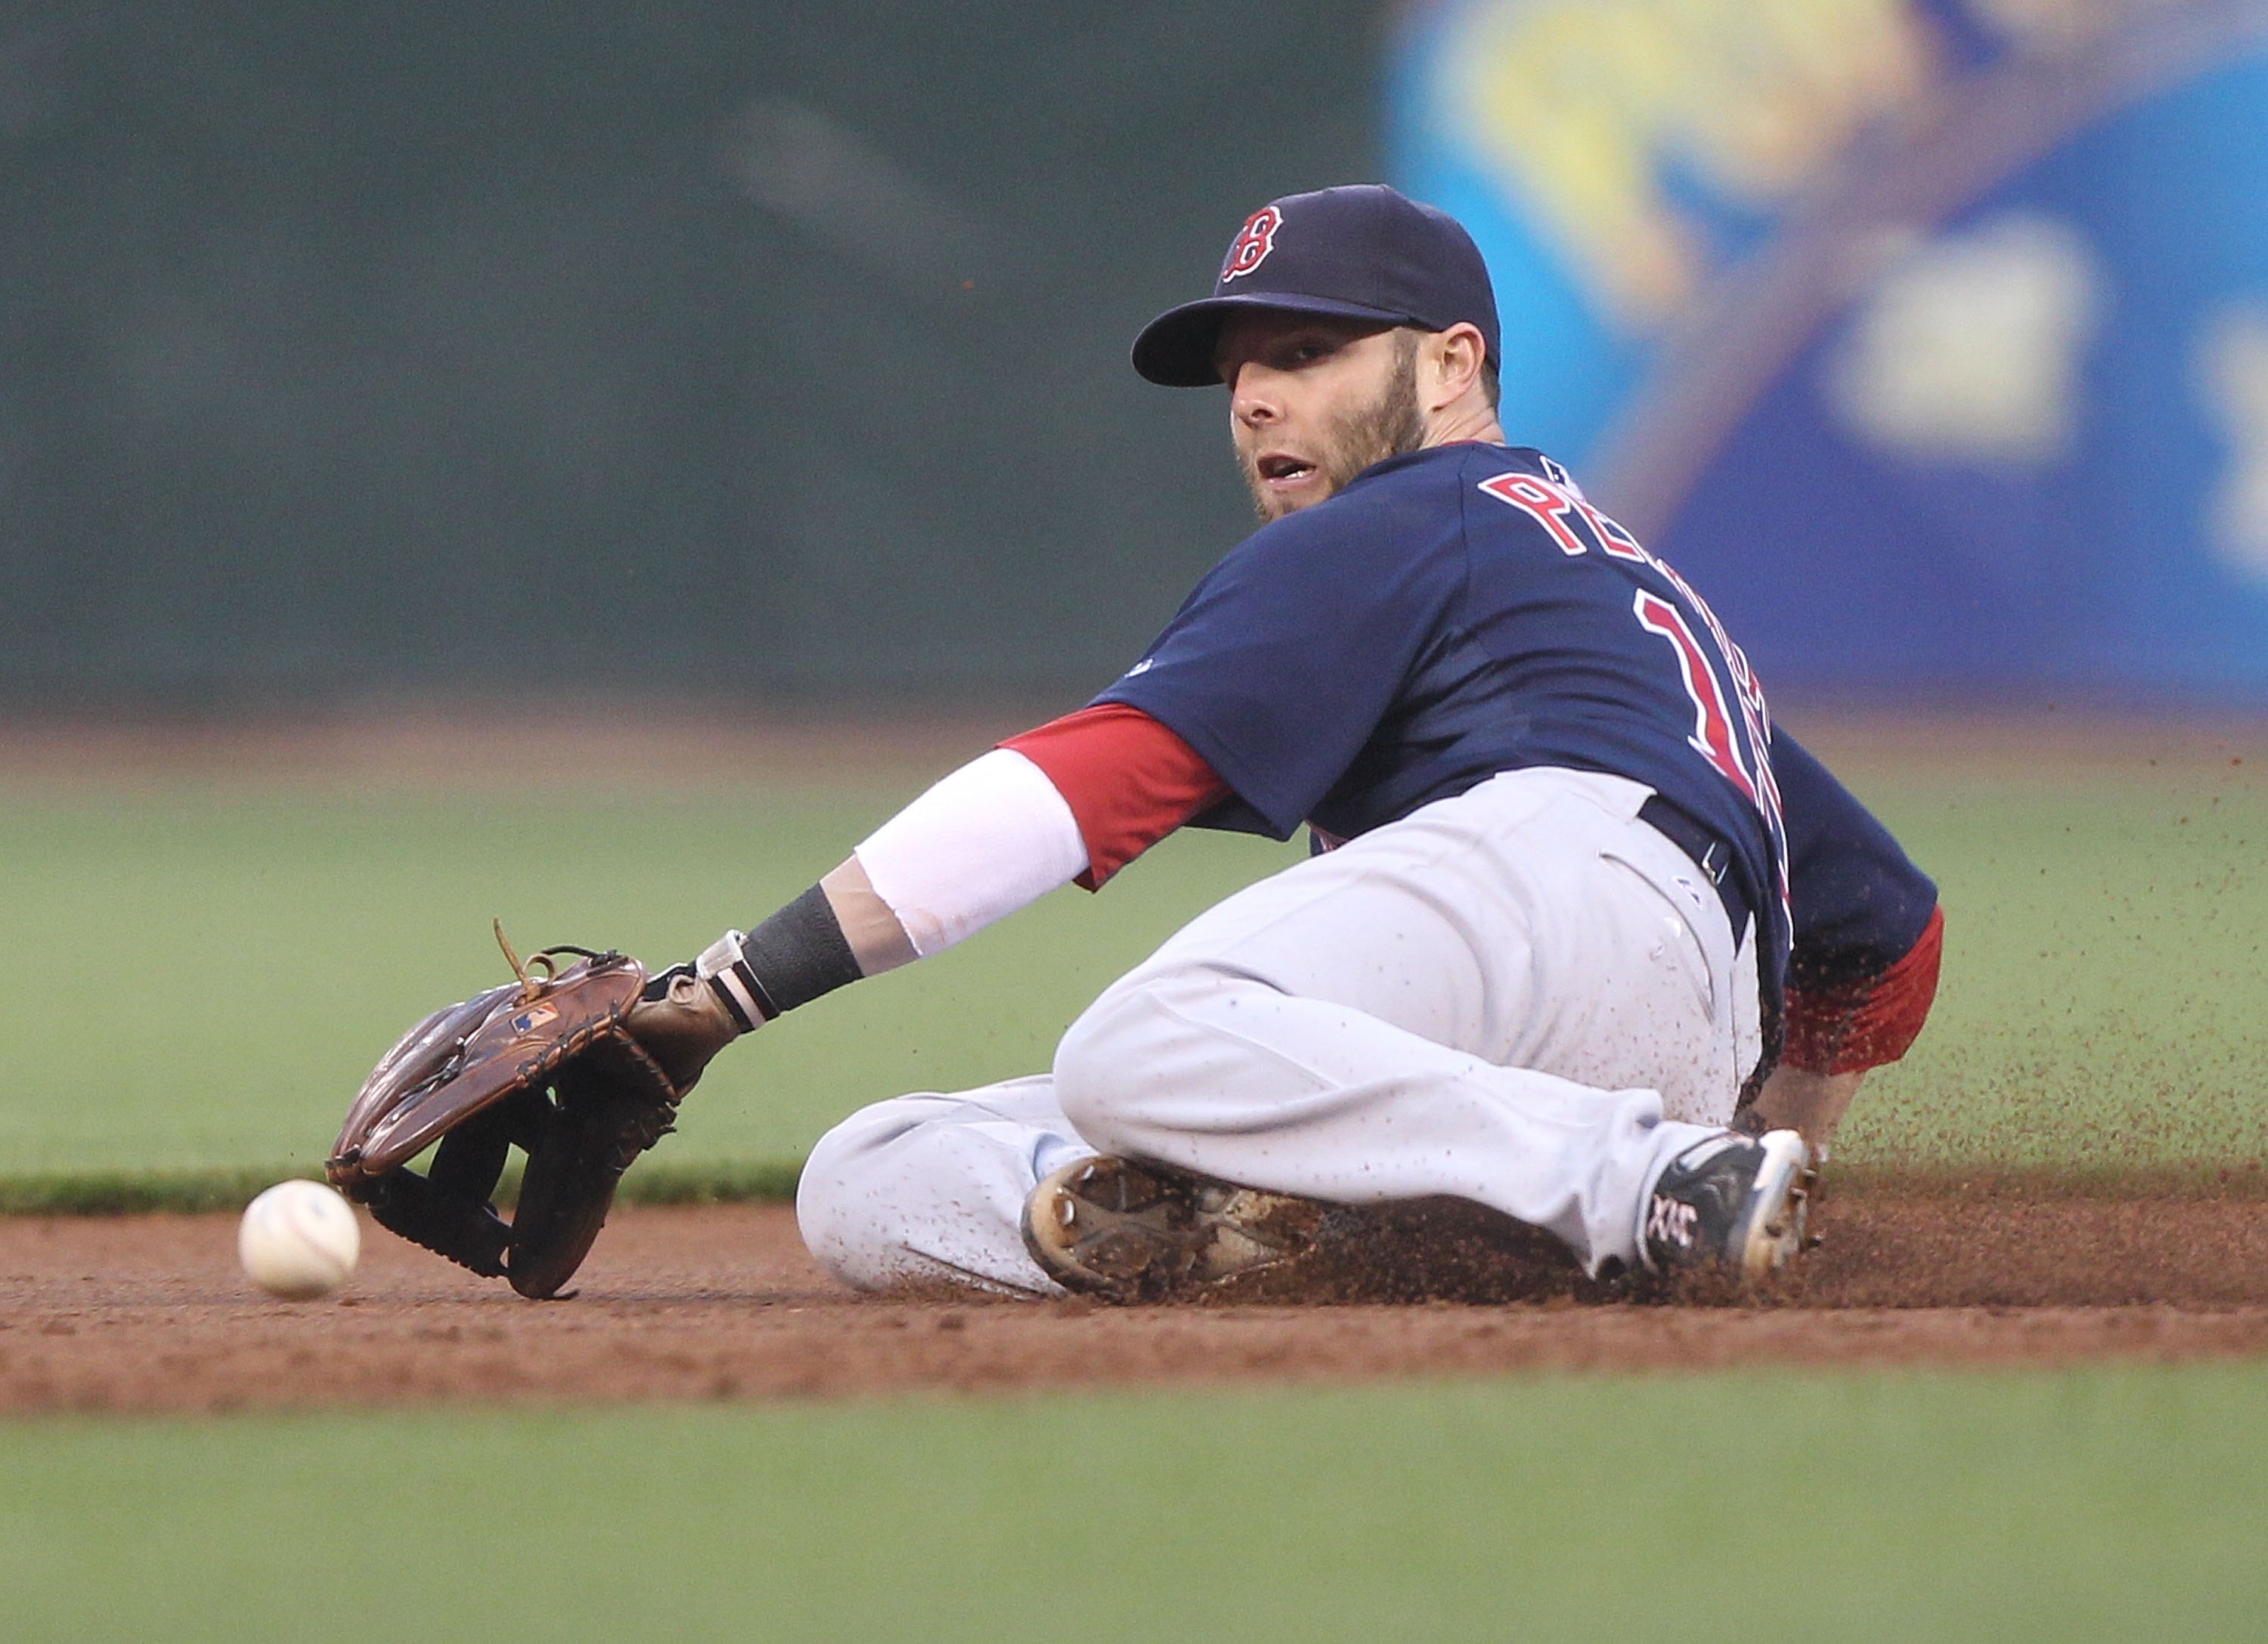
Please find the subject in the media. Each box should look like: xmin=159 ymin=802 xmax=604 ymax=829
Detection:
xmin=0 ymin=784 xmax=1298 ymax=1176
xmin=0 ymin=1156 xmax=804 ymax=1215
xmin=3 ymin=1360 xmax=2264 ymax=1642
xmin=1 ymin=746 xmax=2261 ymax=1182
xmin=1830 ymin=753 xmax=2268 ymax=1168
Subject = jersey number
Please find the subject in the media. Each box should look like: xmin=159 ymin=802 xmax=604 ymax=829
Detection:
xmin=1633 ymin=591 xmax=1758 ymax=803
xmin=1478 ymin=466 xmax=1786 ymax=898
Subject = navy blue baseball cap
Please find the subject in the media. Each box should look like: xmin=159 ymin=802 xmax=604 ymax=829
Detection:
xmin=1132 ymin=184 xmax=1501 ymax=387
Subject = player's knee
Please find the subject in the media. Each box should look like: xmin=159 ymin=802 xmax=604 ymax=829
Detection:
xmin=798 ymin=1094 xmax=1002 ymax=1293
xmin=1052 ymin=988 xmax=1147 ymax=1148
xmin=795 ymin=1100 xmax=906 ymax=1291
xmin=797 ymin=1088 xmax=1074 ymax=1297
xmin=1052 ymin=967 xmax=1211 ymax=1152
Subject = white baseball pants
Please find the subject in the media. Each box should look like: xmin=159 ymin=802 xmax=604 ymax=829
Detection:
xmin=797 ymin=767 xmax=1761 ymax=1295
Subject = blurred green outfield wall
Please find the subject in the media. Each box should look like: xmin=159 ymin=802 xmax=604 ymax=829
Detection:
xmin=0 ymin=3 xmax=1381 ymax=703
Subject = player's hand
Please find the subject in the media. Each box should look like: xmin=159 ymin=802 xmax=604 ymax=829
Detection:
xmin=1741 ymin=1065 xmax=1865 ymax=1161
xmin=624 ymin=962 xmax=744 ymax=1094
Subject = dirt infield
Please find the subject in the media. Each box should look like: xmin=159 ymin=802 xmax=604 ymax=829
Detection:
xmin=3 ymin=1172 xmax=2264 ymax=1414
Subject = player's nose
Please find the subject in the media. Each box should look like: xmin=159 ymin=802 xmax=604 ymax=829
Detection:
xmin=1228 ymin=369 xmax=1281 ymax=426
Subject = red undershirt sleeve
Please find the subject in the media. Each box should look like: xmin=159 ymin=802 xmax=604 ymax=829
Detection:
xmin=1001 ymin=703 xmax=1230 ymax=891
xmin=1780 ymin=904 xmax=1945 ymax=1076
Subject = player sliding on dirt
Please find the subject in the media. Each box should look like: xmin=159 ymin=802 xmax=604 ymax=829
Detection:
xmin=331 ymin=185 xmax=1942 ymax=1301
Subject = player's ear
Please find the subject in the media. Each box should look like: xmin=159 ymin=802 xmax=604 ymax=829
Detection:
xmin=1427 ymin=323 xmax=1488 ymax=412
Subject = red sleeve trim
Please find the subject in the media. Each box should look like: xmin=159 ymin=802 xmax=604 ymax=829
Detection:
xmin=1002 ymin=705 xmax=1229 ymax=891
xmin=1781 ymin=904 xmax=1945 ymax=1075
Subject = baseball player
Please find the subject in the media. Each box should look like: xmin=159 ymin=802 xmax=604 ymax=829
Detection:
xmin=626 ymin=184 xmax=1944 ymax=1300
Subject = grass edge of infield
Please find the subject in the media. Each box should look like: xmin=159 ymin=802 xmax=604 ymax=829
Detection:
xmin=0 ymin=1157 xmax=806 ymax=1216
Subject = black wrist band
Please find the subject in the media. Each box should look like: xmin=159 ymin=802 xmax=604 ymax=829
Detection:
xmin=734 ymin=884 xmax=863 ymax=1019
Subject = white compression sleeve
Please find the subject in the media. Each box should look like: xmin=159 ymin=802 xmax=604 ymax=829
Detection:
xmin=852 ymin=747 xmax=1090 ymax=958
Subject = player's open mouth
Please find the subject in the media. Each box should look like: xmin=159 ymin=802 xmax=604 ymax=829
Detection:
xmin=1256 ymin=453 xmax=1317 ymax=485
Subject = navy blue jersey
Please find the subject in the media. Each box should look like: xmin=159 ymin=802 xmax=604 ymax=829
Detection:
xmin=1098 ymin=441 xmax=1930 ymax=1039
xmin=1771 ymin=730 xmax=1938 ymax=993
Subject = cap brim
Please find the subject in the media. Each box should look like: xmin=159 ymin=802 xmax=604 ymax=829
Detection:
xmin=1129 ymin=292 xmax=1417 ymax=386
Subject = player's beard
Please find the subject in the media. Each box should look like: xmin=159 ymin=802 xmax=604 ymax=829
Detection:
xmin=1241 ymin=331 xmax=1427 ymax=523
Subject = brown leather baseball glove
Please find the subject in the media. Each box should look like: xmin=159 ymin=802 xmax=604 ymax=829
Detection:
xmin=327 ymin=929 xmax=737 ymax=1298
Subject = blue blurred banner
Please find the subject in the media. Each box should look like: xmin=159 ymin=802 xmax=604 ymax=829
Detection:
xmin=1394 ymin=0 xmax=2268 ymax=700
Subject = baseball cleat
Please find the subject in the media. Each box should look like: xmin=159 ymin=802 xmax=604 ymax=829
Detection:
xmin=1641 ymin=1128 xmax=1815 ymax=1286
xmin=1021 ymin=1155 xmax=1329 ymax=1302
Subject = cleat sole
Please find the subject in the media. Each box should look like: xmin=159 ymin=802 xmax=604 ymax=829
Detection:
xmin=1735 ymin=1131 xmax=1815 ymax=1283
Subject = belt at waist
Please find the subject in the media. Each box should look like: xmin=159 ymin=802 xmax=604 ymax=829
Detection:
xmin=1637 ymin=794 xmax=1752 ymax=944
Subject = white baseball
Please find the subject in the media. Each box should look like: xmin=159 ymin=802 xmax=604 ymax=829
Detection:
xmin=238 ymin=1180 xmax=361 ymax=1299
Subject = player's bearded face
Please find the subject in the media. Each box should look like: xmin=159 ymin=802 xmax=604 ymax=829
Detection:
xmin=1221 ymin=321 xmax=1427 ymax=522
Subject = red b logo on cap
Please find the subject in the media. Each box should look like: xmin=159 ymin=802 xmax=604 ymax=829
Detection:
xmin=1219 ymin=206 xmax=1282 ymax=283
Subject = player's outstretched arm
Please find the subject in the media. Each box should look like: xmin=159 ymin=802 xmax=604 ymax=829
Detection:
xmin=327 ymin=709 xmax=1222 ymax=1297
xmin=625 ymin=706 xmax=1228 ymax=1089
